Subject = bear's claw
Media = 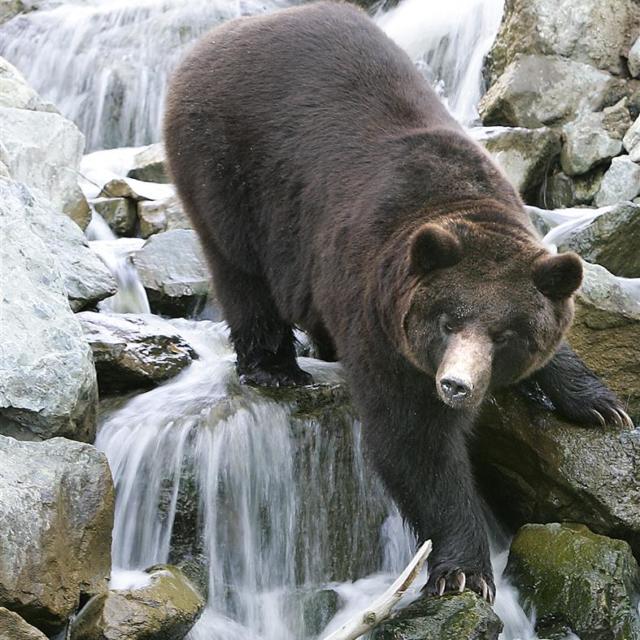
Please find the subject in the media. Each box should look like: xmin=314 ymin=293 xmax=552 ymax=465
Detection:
xmin=426 ymin=569 xmax=494 ymax=603
xmin=589 ymin=405 xmax=634 ymax=429
xmin=239 ymin=366 xmax=313 ymax=388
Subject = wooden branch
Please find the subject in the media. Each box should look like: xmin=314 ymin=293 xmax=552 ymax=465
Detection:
xmin=321 ymin=540 xmax=432 ymax=640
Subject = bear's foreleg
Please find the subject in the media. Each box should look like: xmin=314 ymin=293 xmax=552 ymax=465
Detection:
xmin=520 ymin=342 xmax=634 ymax=428
xmin=357 ymin=372 xmax=495 ymax=602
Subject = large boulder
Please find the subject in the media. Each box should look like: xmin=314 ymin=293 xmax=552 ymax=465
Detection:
xmin=594 ymin=156 xmax=640 ymax=206
xmin=0 ymin=608 xmax=48 ymax=640
xmin=0 ymin=436 xmax=114 ymax=634
xmin=486 ymin=0 xmax=640 ymax=80
xmin=78 ymin=312 xmax=196 ymax=395
xmin=479 ymin=54 xmax=621 ymax=128
xmin=506 ymin=523 xmax=640 ymax=640
xmin=556 ymin=202 xmax=640 ymax=277
xmin=0 ymin=105 xmax=87 ymax=220
xmin=541 ymin=168 xmax=604 ymax=208
xmin=0 ymin=180 xmax=99 ymax=441
xmin=473 ymin=392 xmax=640 ymax=558
xmin=371 ymin=592 xmax=502 ymax=640
xmin=69 ymin=565 xmax=204 ymax=640
xmin=132 ymin=229 xmax=211 ymax=317
xmin=471 ymin=126 xmax=560 ymax=196
xmin=0 ymin=58 xmax=56 ymax=112
xmin=91 ymin=197 xmax=137 ymax=237
xmin=569 ymin=262 xmax=640 ymax=420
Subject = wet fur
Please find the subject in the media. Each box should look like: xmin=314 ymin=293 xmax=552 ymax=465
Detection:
xmin=164 ymin=1 xmax=627 ymax=599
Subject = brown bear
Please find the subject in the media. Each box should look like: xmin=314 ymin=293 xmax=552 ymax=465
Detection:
xmin=163 ymin=1 xmax=632 ymax=601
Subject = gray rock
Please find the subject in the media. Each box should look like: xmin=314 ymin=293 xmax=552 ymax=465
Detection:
xmin=629 ymin=36 xmax=640 ymax=78
xmin=0 ymin=58 xmax=56 ymax=112
xmin=0 ymin=106 xmax=86 ymax=220
xmin=471 ymin=126 xmax=560 ymax=195
xmin=560 ymin=108 xmax=626 ymax=177
xmin=98 ymin=177 xmax=173 ymax=202
xmin=371 ymin=592 xmax=502 ymax=640
xmin=0 ymin=180 xmax=99 ymax=441
xmin=78 ymin=312 xmax=196 ymax=395
xmin=132 ymin=229 xmax=211 ymax=317
xmin=91 ymin=197 xmax=137 ymax=237
xmin=486 ymin=0 xmax=640 ymax=80
xmin=0 ymin=436 xmax=114 ymax=634
xmin=480 ymin=54 xmax=620 ymax=128
xmin=0 ymin=0 xmax=24 ymax=25
xmin=0 ymin=607 xmax=48 ymax=640
xmin=69 ymin=565 xmax=204 ymax=640
xmin=623 ymin=114 xmax=640 ymax=161
xmin=126 ymin=142 xmax=168 ymax=183
xmin=8 ymin=181 xmax=117 ymax=310
xmin=594 ymin=156 xmax=640 ymax=206
xmin=506 ymin=523 xmax=640 ymax=640
xmin=557 ymin=202 xmax=640 ymax=277
xmin=137 ymin=195 xmax=192 ymax=238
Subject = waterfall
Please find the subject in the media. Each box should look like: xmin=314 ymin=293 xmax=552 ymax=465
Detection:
xmin=0 ymin=0 xmax=504 ymax=150
xmin=96 ymin=320 xmax=409 ymax=640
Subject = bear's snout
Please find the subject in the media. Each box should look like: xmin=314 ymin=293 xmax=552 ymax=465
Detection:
xmin=436 ymin=330 xmax=492 ymax=410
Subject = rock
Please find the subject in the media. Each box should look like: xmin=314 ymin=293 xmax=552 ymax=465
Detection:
xmin=471 ymin=126 xmax=561 ymax=196
xmin=541 ymin=169 xmax=604 ymax=208
xmin=569 ymin=261 xmax=640 ymax=421
xmin=480 ymin=54 xmax=620 ymax=128
xmin=69 ymin=565 xmax=204 ymax=640
xmin=556 ymin=202 xmax=640 ymax=277
xmin=91 ymin=197 xmax=137 ymax=237
xmin=98 ymin=177 xmax=173 ymax=201
xmin=560 ymin=107 xmax=627 ymax=177
xmin=473 ymin=388 xmax=640 ymax=558
xmin=137 ymin=195 xmax=192 ymax=238
xmin=623 ymin=114 xmax=640 ymax=162
xmin=486 ymin=0 xmax=640 ymax=80
xmin=594 ymin=156 xmax=640 ymax=206
xmin=65 ymin=185 xmax=92 ymax=230
xmin=132 ymin=229 xmax=211 ymax=317
xmin=0 ymin=58 xmax=56 ymax=112
xmin=629 ymin=36 xmax=640 ymax=78
xmin=78 ymin=312 xmax=196 ymax=395
xmin=8 ymin=181 xmax=117 ymax=310
xmin=0 ymin=608 xmax=48 ymax=640
xmin=0 ymin=180 xmax=99 ymax=441
xmin=0 ymin=106 xmax=86 ymax=219
xmin=506 ymin=523 xmax=640 ymax=640
xmin=0 ymin=0 xmax=24 ymax=25
xmin=371 ymin=592 xmax=502 ymax=640
xmin=0 ymin=436 xmax=114 ymax=634
xmin=126 ymin=143 xmax=168 ymax=183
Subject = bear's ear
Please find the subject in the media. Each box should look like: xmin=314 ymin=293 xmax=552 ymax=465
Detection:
xmin=532 ymin=252 xmax=583 ymax=300
xmin=409 ymin=223 xmax=462 ymax=274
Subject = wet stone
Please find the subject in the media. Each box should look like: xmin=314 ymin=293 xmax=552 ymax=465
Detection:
xmin=371 ymin=592 xmax=502 ymax=640
xmin=91 ymin=197 xmax=137 ymax=237
xmin=0 ymin=607 xmax=48 ymax=640
xmin=506 ymin=523 xmax=640 ymax=640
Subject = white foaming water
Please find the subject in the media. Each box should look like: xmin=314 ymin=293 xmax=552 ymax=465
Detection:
xmin=86 ymin=211 xmax=150 ymax=313
xmin=0 ymin=0 xmax=503 ymax=150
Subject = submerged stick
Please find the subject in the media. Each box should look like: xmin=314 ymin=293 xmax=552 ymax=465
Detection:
xmin=321 ymin=539 xmax=432 ymax=640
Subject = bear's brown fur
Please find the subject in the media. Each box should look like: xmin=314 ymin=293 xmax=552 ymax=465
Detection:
xmin=164 ymin=1 xmax=629 ymax=599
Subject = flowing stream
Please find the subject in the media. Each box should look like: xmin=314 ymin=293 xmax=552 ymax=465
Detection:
xmin=2 ymin=0 xmax=598 ymax=637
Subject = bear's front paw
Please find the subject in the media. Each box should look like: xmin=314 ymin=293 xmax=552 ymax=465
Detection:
xmin=424 ymin=567 xmax=495 ymax=604
xmin=554 ymin=390 xmax=634 ymax=429
xmin=238 ymin=365 xmax=313 ymax=388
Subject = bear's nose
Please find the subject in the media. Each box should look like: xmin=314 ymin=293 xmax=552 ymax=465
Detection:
xmin=439 ymin=377 xmax=471 ymax=402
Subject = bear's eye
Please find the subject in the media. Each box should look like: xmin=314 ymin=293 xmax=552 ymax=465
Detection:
xmin=494 ymin=330 xmax=515 ymax=345
xmin=439 ymin=315 xmax=458 ymax=335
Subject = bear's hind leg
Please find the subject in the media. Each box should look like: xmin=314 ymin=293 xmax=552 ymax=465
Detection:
xmin=210 ymin=247 xmax=312 ymax=388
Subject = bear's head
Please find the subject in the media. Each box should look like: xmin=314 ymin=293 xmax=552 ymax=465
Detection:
xmin=399 ymin=221 xmax=582 ymax=410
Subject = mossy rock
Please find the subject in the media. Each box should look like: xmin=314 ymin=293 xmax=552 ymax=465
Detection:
xmin=371 ymin=591 xmax=502 ymax=640
xmin=506 ymin=523 xmax=640 ymax=640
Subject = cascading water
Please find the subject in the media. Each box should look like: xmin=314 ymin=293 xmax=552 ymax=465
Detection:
xmin=0 ymin=0 xmax=502 ymax=150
